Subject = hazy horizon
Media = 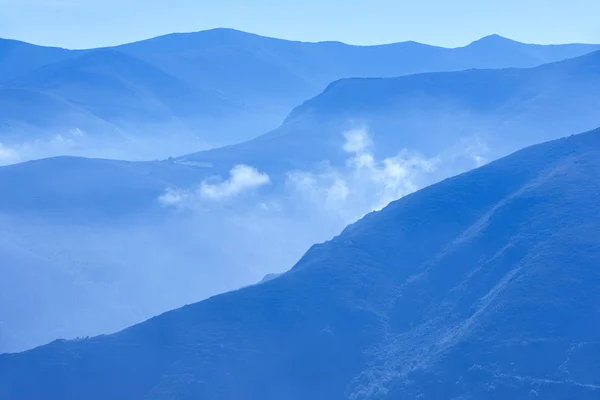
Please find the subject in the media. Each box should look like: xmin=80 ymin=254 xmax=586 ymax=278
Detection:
xmin=2 ymin=27 xmax=600 ymax=51
xmin=1 ymin=0 xmax=599 ymax=49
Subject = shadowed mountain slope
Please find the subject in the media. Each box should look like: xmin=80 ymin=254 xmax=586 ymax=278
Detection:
xmin=2 ymin=127 xmax=600 ymax=399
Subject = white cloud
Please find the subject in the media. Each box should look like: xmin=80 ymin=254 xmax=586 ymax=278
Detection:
xmin=473 ymin=155 xmax=486 ymax=167
xmin=159 ymin=129 xmax=487 ymax=222
xmin=200 ymin=164 xmax=270 ymax=200
xmin=442 ymin=136 xmax=489 ymax=168
xmin=159 ymin=128 xmax=488 ymax=242
xmin=159 ymin=164 xmax=271 ymax=208
xmin=343 ymin=128 xmax=373 ymax=154
xmin=286 ymin=128 xmax=441 ymax=217
xmin=0 ymin=129 xmax=92 ymax=167
xmin=157 ymin=188 xmax=189 ymax=207
xmin=0 ymin=143 xmax=20 ymax=166
xmin=327 ymin=177 xmax=350 ymax=203
xmin=285 ymin=171 xmax=352 ymax=213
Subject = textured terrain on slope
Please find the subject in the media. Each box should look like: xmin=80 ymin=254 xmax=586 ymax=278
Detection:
xmin=2 ymin=128 xmax=600 ymax=399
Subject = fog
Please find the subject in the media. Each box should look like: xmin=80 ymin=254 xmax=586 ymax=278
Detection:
xmin=0 ymin=129 xmax=212 ymax=166
xmin=0 ymin=108 xmax=285 ymax=166
xmin=0 ymin=127 xmax=488 ymax=353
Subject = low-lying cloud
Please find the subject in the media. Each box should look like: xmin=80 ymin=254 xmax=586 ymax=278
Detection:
xmin=0 ymin=127 xmax=217 ymax=165
xmin=285 ymin=128 xmax=441 ymax=220
xmin=201 ymin=165 xmax=271 ymax=200
xmin=0 ymin=130 xmax=88 ymax=166
xmin=159 ymin=126 xmax=487 ymax=246
xmin=160 ymin=128 xmax=487 ymax=221
xmin=159 ymin=164 xmax=271 ymax=207
xmin=342 ymin=128 xmax=373 ymax=153
xmin=0 ymin=143 xmax=20 ymax=166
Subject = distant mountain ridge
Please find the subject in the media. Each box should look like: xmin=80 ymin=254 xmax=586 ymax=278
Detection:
xmin=2 ymin=127 xmax=600 ymax=399
xmin=178 ymin=48 xmax=600 ymax=177
xmin=1 ymin=48 xmax=239 ymax=134
xmin=1 ymin=29 xmax=599 ymax=161
xmin=0 ymin=38 xmax=78 ymax=83
xmin=114 ymin=29 xmax=600 ymax=106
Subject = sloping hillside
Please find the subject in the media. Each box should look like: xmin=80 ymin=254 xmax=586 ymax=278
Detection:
xmin=0 ymin=38 xmax=77 ymax=83
xmin=2 ymin=128 xmax=599 ymax=400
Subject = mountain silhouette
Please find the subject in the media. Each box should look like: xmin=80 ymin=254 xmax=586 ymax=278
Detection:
xmin=0 ymin=155 xmax=208 ymax=218
xmin=2 ymin=127 xmax=600 ymax=399
xmin=179 ymin=49 xmax=600 ymax=176
xmin=3 ymin=50 xmax=600 ymax=353
xmin=1 ymin=29 xmax=599 ymax=160
xmin=0 ymin=49 xmax=253 ymax=159
xmin=0 ymin=39 xmax=78 ymax=83
xmin=116 ymin=28 xmax=600 ymax=107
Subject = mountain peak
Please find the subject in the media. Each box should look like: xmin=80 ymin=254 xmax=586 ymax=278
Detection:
xmin=467 ymin=34 xmax=520 ymax=47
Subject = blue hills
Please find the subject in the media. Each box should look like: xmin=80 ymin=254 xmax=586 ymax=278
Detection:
xmin=0 ymin=156 xmax=207 ymax=218
xmin=178 ymin=48 xmax=600 ymax=176
xmin=114 ymin=29 xmax=600 ymax=110
xmin=2 ymin=127 xmax=600 ymax=399
xmin=1 ymin=29 xmax=599 ymax=160
xmin=2 ymin=48 xmax=600 ymax=353
xmin=0 ymin=49 xmax=251 ymax=160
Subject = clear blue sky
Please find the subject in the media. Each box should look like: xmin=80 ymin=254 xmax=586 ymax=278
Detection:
xmin=1 ymin=0 xmax=599 ymax=49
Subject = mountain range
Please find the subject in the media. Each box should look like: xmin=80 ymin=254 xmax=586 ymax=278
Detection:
xmin=3 ymin=44 xmax=600 ymax=354
xmin=1 ymin=28 xmax=599 ymax=161
xmin=179 ymin=48 xmax=600 ymax=177
xmin=2 ymin=127 xmax=600 ymax=399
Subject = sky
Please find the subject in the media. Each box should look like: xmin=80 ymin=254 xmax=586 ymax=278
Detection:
xmin=0 ymin=0 xmax=600 ymax=49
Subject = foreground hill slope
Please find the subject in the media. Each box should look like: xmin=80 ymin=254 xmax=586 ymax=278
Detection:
xmin=2 ymin=127 xmax=600 ymax=399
